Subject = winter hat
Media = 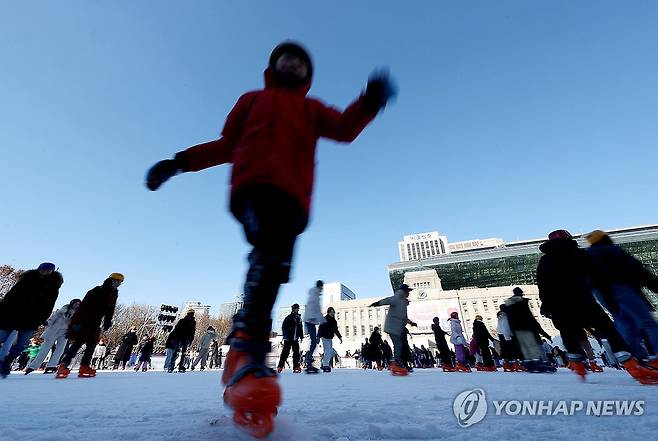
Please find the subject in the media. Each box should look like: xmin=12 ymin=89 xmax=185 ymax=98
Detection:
xmin=269 ymin=41 xmax=313 ymax=78
xmin=450 ymin=311 xmax=459 ymax=319
xmin=585 ymin=230 xmax=608 ymax=245
xmin=548 ymin=230 xmax=572 ymax=241
xmin=475 ymin=315 xmax=483 ymax=321
xmin=38 ymin=262 xmax=56 ymax=272
xmin=327 ymin=307 xmax=335 ymax=314
xmin=186 ymin=309 xmax=195 ymax=316
xmin=68 ymin=298 xmax=82 ymax=307
xmin=512 ymin=287 xmax=524 ymax=296
xmin=292 ymin=303 xmax=300 ymax=310
xmin=399 ymin=284 xmax=413 ymax=292
xmin=109 ymin=273 xmax=125 ymax=282
xmin=316 ymin=280 xmax=324 ymax=288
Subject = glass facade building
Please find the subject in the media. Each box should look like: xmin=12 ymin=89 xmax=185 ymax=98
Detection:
xmin=388 ymin=225 xmax=658 ymax=308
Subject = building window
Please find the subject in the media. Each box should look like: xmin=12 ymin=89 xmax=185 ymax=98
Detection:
xmin=337 ymin=312 xmax=340 ymax=320
xmin=360 ymin=310 xmax=364 ymax=320
xmin=353 ymin=326 xmax=357 ymax=335
xmin=361 ymin=325 xmax=365 ymax=336
xmin=345 ymin=326 xmax=349 ymax=336
xmin=368 ymin=310 xmax=372 ymax=319
xmin=369 ymin=325 xmax=374 ymax=334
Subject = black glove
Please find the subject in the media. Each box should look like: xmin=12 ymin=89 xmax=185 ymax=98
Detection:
xmin=145 ymin=152 xmax=187 ymax=191
xmin=363 ymin=69 xmax=398 ymax=112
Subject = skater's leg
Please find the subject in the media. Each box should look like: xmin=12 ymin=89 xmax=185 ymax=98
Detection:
xmin=3 ymin=330 xmax=34 ymax=366
xmin=177 ymin=343 xmax=188 ymax=370
xmin=27 ymin=335 xmax=57 ymax=370
xmin=292 ymin=341 xmax=300 ymax=367
xmin=59 ymin=340 xmax=84 ymax=367
xmin=278 ymin=341 xmax=292 ymax=369
xmin=305 ymin=323 xmax=317 ymax=365
xmin=45 ymin=336 xmax=69 ymax=368
xmin=199 ymin=348 xmax=209 ymax=369
xmin=613 ymin=285 xmax=658 ymax=358
xmin=321 ymin=338 xmax=333 ymax=367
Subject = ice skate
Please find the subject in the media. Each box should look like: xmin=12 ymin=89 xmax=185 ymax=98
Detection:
xmin=293 ymin=365 xmax=302 ymax=373
xmin=622 ymin=358 xmax=658 ymax=385
xmin=390 ymin=361 xmax=409 ymax=376
xmin=321 ymin=365 xmax=331 ymax=373
xmin=511 ymin=361 xmax=526 ymax=372
xmin=24 ymin=368 xmax=35 ymax=375
xmin=78 ymin=365 xmax=96 ymax=377
xmin=276 ymin=366 xmax=283 ymax=373
xmin=568 ymin=360 xmax=587 ymax=381
xmin=222 ymin=331 xmax=281 ymax=439
xmin=305 ymin=365 xmax=319 ymax=374
xmin=502 ymin=362 xmax=513 ymax=372
xmin=455 ymin=362 xmax=472 ymax=372
xmin=589 ymin=361 xmax=604 ymax=372
xmin=55 ymin=364 xmax=70 ymax=379
xmin=441 ymin=363 xmax=456 ymax=372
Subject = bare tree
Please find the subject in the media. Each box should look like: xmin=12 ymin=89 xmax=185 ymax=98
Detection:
xmin=102 ymin=303 xmax=157 ymax=351
xmin=0 ymin=265 xmax=24 ymax=300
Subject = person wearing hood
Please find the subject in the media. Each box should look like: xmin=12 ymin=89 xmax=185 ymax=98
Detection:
xmin=25 ymin=298 xmax=82 ymax=375
xmin=145 ymin=41 xmax=396 ymax=437
xmin=505 ymin=287 xmax=555 ymax=373
xmin=56 ymin=273 xmax=121 ymax=379
xmin=585 ymin=230 xmax=658 ymax=369
xmin=0 ymin=262 xmax=64 ymax=378
xmin=303 ymin=280 xmax=324 ymax=373
xmin=317 ymin=307 xmax=343 ymax=372
xmin=537 ymin=229 xmax=658 ymax=383
xmin=113 ymin=326 xmax=139 ymax=370
xmin=448 ymin=312 xmax=471 ymax=372
xmin=166 ymin=310 xmax=196 ymax=373
xmin=192 ymin=326 xmax=218 ymax=371
xmin=370 ymin=284 xmax=417 ymax=376
xmin=472 ymin=315 xmax=497 ymax=371
xmin=368 ymin=327 xmax=384 ymax=370
xmin=431 ymin=317 xmax=454 ymax=371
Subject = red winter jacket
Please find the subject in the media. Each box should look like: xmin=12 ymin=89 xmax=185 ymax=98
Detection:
xmin=180 ymin=69 xmax=378 ymax=217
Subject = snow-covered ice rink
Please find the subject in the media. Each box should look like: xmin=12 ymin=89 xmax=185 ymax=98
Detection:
xmin=1 ymin=368 xmax=656 ymax=441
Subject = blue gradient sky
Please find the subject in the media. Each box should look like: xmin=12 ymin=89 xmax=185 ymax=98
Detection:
xmin=1 ymin=1 xmax=657 ymax=313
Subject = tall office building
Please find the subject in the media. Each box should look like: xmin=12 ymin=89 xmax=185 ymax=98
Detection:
xmin=398 ymin=232 xmax=449 ymax=262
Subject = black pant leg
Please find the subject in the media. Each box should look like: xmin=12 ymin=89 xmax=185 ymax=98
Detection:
xmin=278 ymin=341 xmax=292 ymax=368
xmin=292 ymin=341 xmax=300 ymax=366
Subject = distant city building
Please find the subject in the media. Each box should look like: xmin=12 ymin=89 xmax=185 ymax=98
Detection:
xmin=398 ymin=232 xmax=449 ymax=262
xmin=326 ymin=269 xmax=557 ymax=352
xmin=219 ymin=299 xmax=244 ymax=318
xmin=389 ymin=225 xmax=658 ymax=308
xmin=322 ymin=282 xmax=357 ymax=309
xmin=448 ymin=238 xmax=504 ymax=253
xmin=181 ymin=300 xmax=211 ymax=318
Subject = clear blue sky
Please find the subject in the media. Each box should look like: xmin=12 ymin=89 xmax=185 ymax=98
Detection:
xmin=1 ymin=1 xmax=657 ymax=313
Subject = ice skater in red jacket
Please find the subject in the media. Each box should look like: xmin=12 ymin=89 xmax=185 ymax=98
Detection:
xmin=146 ymin=41 xmax=396 ymax=438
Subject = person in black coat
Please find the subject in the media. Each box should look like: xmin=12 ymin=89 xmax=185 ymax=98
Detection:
xmin=277 ymin=304 xmax=303 ymax=372
xmin=0 ymin=263 xmax=63 ymax=378
xmin=113 ymin=327 xmax=138 ymax=370
xmin=368 ymin=327 xmax=383 ymax=369
xmin=166 ymin=310 xmax=196 ymax=372
xmin=135 ymin=336 xmax=155 ymax=372
xmin=505 ymin=287 xmax=552 ymax=365
xmin=431 ymin=317 xmax=453 ymax=369
xmin=318 ymin=307 xmax=342 ymax=371
xmin=56 ymin=274 xmax=121 ymax=378
xmin=472 ymin=316 xmax=496 ymax=368
xmin=537 ymin=230 xmax=658 ymax=382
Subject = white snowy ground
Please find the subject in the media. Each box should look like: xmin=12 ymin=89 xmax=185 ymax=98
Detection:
xmin=1 ymin=367 xmax=657 ymax=441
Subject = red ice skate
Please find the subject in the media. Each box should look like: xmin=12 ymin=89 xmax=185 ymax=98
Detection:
xmin=222 ymin=332 xmax=281 ymax=438
xmin=589 ymin=361 xmax=604 ymax=373
xmin=646 ymin=359 xmax=658 ymax=370
xmin=511 ymin=361 xmax=526 ymax=372
xmin=622 ymin=358 xmax=658 ymax=385
xmin=293 ymin=365 xmax=302 ymax=373
xmin=568 ymin=360 xmax=587 ymax=381
xmin=455 ymin=362 xmax=472 ymax=373
xmin=390 ymin=361 xmax=409 ymax=376
xmin=55 ymin=364 xmax=70 ymax=379
xmin=441 ymin=363 xmax=456 ymax=372
xmin=78 ymin=365 xmax=96 ymax=377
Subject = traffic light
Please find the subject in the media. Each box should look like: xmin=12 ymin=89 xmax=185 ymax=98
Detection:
xmin=160 ymin=305 xmax=179 ymax=314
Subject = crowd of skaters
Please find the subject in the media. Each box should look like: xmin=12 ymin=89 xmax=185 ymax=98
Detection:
xmin=2 ymin=229 xmax=658 ymax=385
